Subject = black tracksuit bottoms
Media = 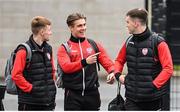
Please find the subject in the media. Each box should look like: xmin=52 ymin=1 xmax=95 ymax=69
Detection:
xmin=125 ymin=98 xmax=162 ymax=110
xmin=18 ymin=102 xmax=55 ymax=111
xmin=64 ymin=88 xmax=101 ymax=110
xmin=0 ymin=100 xmax=4 ymax=110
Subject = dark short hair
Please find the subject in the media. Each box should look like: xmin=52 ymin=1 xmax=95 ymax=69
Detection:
xmin=66 ymin=13 xmax=86 ymax=27
xmin=126 ymin=8 xmax=148 ymax=25
xmin=31 ymin=16 xmax=51 ymax=35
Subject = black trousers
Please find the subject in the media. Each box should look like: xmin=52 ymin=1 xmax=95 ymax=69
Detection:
xmin=18 ymin=102 xmax=55 ymax=111
xmin=125 ymin=98 xmax=162 ymax=110
xmin=64 ymin=88 xmax=101 ymax=110
xmin=0 ymin=100 xmax=4 ymax=111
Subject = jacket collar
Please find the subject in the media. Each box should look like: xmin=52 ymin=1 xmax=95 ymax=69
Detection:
xmin=29 ymin=34 xmax=46 ymax=51
xmin=133 ymin=27 xmax=151 ymax=41
xmin=69 ymin=34 xmax=85 ymax=43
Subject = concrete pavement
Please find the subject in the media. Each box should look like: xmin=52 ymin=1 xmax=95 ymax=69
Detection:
xmin=2 ymin=80 xmax=125 ymax=111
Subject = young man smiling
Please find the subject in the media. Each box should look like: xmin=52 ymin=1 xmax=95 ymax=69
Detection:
xmin=57 ymin=13 xmax=115 ymax=110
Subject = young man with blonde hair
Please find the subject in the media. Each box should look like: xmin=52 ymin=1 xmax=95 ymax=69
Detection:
xmin=12 ymin=16 xmax=56 ymax=110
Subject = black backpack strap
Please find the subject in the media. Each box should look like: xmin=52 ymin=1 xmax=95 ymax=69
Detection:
xmin=151 ymin=33 xmax=158 ymax=58
xmin=151 ymin=32 xmax=165 ymax=60
xmin=87 ymin=38 xmax=100 ymax=71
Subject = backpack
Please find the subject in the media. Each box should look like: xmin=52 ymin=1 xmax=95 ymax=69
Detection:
xmin=125 ymin=32 xmax=164 ymax=58
xmin=56 ymin=38 xmax=100 ymax=88
xmin=4 ymin=43 xmax=32 ymax=95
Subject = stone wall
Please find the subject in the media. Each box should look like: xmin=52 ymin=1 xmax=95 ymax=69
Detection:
xmin=0 ymin=0 xmax=144 ymax=77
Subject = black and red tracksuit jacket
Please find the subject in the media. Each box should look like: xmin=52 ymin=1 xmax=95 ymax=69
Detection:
xmin=57 ymin=35 xmax=114 ymax=91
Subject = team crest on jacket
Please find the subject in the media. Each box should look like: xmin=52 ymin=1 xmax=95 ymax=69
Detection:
xmin=46 ymin=53 xmax=51 ymax=60
xmin=142 ymin=48 xmax=148 ymax=55
xmin=87 ymin=48 xmax=93 ymax=54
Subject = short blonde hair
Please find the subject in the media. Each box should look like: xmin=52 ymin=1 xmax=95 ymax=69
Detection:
xmin=31 ymin=16 xmax=51 ymax=35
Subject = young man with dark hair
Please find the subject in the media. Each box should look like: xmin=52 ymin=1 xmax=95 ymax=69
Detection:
xmin=114 ymin=8 xmax=173 ymax=110
xmin=12 ymin=16 xmax=56 ymax=110
xmin=57 ymin=13 xmax=115 ymax=110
